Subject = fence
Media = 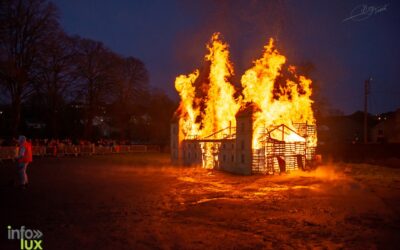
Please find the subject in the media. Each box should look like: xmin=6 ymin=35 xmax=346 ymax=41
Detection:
xmin=0 ymin=144 xmax=160 ymax=160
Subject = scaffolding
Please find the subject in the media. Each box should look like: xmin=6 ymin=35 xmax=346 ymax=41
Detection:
xmin=181 ymin=122 xmax=316 ymax=174
xmin=252 ymin=123 xmax=316 ymax=174
xmin=182 ymin=125 xmax=236 ymax=169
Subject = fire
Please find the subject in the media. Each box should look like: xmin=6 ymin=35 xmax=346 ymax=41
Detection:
xmin=202 ymin=33 xmax=241 ymax=138
xmin=175 ymin=70 xmax=200 ymax=138
xmin=174 ymin=33 xmax=240 ymax=141
xmin=241 ymin=38 xmax=316 ymax=148
xmin=174 ymin=33 xmax=317 ymax=169
xmin=174 ymin=33 xmax=241 ymax=168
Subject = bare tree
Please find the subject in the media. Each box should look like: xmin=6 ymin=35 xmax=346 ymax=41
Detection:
xmin=33 ymin=31 xmax=75 ymax=137
xmin=146 ymin=90 xmax=177 ymax=145
xmin=0 ymin=0 xmax=59 ymax=136
xmin=112 ymin=56 xmax=149 ymax=139
xmin=71 ymin=37 xmax=119 ymax=139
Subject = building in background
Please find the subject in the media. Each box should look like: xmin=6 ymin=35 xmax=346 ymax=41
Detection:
xmin=372 ymin=109 xmax=400 ymax=143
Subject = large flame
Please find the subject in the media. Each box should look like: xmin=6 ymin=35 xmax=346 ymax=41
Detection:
xmin=175 ymin=70 xmax=200 ymax=138
xmin=202 ymin=33 xmax=241 ymax=137
xmin=174 ymin=33 xmax=317 ymax=168
xmin=241 ymin=38 xmax=316 ymax=148
xmin=174 ymin=33 xmax=240 ymax=139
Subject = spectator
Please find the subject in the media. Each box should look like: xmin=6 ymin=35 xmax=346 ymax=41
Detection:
xmin=16 ymin=136 xmax=32 ymax=189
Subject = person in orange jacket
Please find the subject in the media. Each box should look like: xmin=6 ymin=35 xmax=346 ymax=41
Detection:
xmin=16 ymin=135 xmax=32 ymax=188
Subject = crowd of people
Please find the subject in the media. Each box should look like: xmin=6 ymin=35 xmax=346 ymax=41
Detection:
xmin=0 ymin=138 xmax=137 ymax=147
xmin=0 ymin=137 xmax=158 ymax=159
xmin=1 ymin=136 xmax=159 ymax=189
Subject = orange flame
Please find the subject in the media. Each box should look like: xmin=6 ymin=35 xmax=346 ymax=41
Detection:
xmin=175 ymin=70 xmax=200 ymax=137
xmin=174 ymin=33 xmax=240 ymax=140
xmin=202 ymin=33 xmax=241 ymax=137
xmin=174 ymin=34 xmax=317 ymax=168
xmin=241 ymin=38 xmax=316 ymax=148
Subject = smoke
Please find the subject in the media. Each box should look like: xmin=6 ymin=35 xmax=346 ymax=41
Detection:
xmin=172 ymin=0 xmax=291 ymax=79
xmin=171 ymin=1 xmax=355 ymax=115
xmin=288 ymin=164 xmax=348 ymax=181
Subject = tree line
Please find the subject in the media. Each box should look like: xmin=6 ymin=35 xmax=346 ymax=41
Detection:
xmin=0 ymin=0 xmax=177 ymax=145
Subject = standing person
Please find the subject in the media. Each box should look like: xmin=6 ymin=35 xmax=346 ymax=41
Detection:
xmin=16 ymin=135 xmax=32 ymax=188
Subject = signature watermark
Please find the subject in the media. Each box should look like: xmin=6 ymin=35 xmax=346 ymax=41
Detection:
xmin=343 ymin=3 xmax=389 ymax=22
xmin=7 ymin=225 xmax=43 ymax=250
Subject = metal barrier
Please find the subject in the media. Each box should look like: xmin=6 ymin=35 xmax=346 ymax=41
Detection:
xmin=32 ymin=146 xmax=46 ymax=156
xmin=0 ymin=144 xmax=160 ymax=160
xmin=64 ymin=145 xmax=80 ymax=156
xmin=0 ymin=147 xmax=17 ymax=160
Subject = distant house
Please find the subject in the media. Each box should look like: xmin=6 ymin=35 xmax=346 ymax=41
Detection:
xmin=318 ymin=111 xmax=365 ymax=144
xmin=371 ymin=109 xmax=400 ymax=143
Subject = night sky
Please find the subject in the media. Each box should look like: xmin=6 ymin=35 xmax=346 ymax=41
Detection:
xmin=52 ymin=0 xmax=400 ymax=115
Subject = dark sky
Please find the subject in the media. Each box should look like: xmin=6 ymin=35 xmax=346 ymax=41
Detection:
xmin=52 ymin=0 xmax=400 ymax=115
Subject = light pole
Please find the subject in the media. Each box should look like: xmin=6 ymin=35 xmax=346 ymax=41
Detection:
xmin=364 ymin=77 xmax=372 ymax=144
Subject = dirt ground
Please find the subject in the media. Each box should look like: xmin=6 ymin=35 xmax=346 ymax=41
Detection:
xmin=0 ymin=153 xmax=399 ymax=249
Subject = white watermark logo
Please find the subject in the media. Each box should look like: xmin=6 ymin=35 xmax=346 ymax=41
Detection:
xmin=343 ymin=3 xmax=389 ymax=22
xmin=7 ymin=225 xmax=43 ymax=250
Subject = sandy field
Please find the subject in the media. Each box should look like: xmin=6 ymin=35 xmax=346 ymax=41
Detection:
xmin=0 ymin=153 xmax=399 ymax=249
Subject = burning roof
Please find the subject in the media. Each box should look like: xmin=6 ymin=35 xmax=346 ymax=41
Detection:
xmin=174 ymin=32 xmax=317 ymax=149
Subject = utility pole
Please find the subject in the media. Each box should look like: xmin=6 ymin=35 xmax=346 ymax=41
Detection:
xmin=364 ymin=77 xmax=372 ymax=144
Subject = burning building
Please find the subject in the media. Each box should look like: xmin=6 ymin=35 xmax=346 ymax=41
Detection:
xmin=171 ymin=33 xmax=317 ymax=175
